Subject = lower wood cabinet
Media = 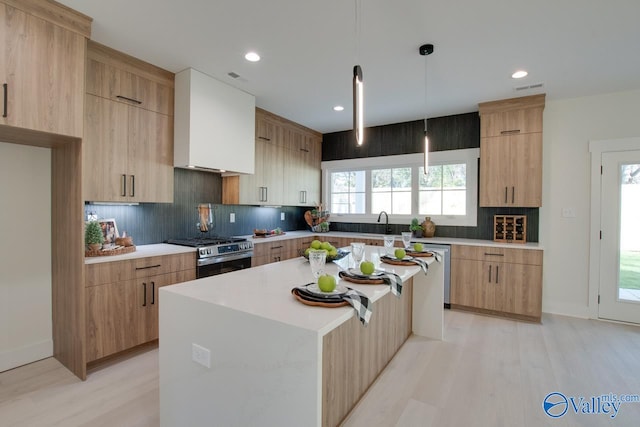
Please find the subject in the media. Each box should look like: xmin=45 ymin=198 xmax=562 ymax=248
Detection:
xmin=85 ymin=253 xmax=195 ymax=362
xmin=252 ymin=238 xmax=300 ymax=267
xmin=450 ymin=244 xmax=543 ymax=322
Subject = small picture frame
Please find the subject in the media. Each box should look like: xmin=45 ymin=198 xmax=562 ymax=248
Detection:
xmin=98 ymin=219 xmax=119 ymax=244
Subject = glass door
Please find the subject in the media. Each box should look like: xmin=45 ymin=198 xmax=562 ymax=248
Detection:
xmin=599 ymin=151 xmax=640 ymax=323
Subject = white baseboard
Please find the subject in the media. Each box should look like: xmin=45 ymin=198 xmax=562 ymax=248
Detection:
xmin=0 ymin=339 xmax=53 ymax=372
xmin=542 ymin=301 xmax=590 ymax=319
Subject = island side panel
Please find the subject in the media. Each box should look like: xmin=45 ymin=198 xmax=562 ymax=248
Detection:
xmin=412 ymin=255 xmax=444 ymax=339
xmin=322 ymin=280 xmax=413 ymax=427
xmin=159 ymin=291 xmax=320 ymax=427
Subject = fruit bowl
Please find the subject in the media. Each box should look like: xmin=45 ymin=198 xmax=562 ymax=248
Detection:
xmin=299 ymin=248 xmax=349 ymax=263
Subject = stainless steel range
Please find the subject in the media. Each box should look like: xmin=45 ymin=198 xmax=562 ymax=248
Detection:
xmin=167 ymin=237 xmax=253 ymax=278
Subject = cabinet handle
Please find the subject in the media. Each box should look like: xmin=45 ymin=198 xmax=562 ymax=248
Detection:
xmin=116 ymin=95 xmax=142 ymax=105
xmin=130 ymin=175 xmax=135 ymax=197
xmin=258 ymin=136 xmax=271 ymax=141
xmin=496 ymin=266 xmax=499 ymax=284
xmin=300 ymin=147 xmax=309 ymax=153
xmin=151 ymin=282 xmax=155 ymax=305
xmin=142 ymin=283 xmax=147 ymax=307
xmin=488 ymin=265 xmax=492 ymax=283
xmin=259 ymin=186 xmax=268 ymax=202
xmin=136 ymin=264 xmax=162 ymax=270
xmin=504 ymin=187 xmax=508 ymax=203
xmin=511 ymin=186 xmax=515 ymax=204
xmin=300 ymin=190 xmax=307 ymax=204
xmin=484 ymin=253 xmax=504 ymax=257
xmin=500 ymin=129 xmax=520 ymax=135
xmin=2 ymin=83 xmax=7 ymax=118
xmin=121 ymin=174 xmax=127 ymax=197
xmin=271 ymin=245 xmax=284 ymax=249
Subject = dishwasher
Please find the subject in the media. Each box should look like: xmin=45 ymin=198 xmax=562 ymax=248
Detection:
xmin=412 ymin=241 xmax=451 ymax=308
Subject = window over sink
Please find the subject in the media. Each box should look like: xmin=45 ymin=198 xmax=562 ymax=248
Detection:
xmin=322 ymin=149 xmax=479 ymax=226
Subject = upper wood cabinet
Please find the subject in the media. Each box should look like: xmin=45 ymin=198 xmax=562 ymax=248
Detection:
xmin=86 ymin=58 xmax=174 ymax=115
xmin=225 ymin=108 xmax=322 ymax=206
xmin=478 ymin=94 xmax=545 ymax=207
xmin=0 ymin=1 xmax=89 ymax=138
xmin=283 ymin=127 xmax=322 ymax=206
xmin=83 ymin=41 xmax=174 ymax=203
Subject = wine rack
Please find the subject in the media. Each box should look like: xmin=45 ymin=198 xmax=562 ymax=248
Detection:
xmin=493 ymin=215 xmax=527 ymax=243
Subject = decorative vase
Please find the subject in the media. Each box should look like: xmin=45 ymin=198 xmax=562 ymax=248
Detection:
xmin=421 ymin=217 xmax=436 ymax=238
xmin=412 ymin=229 xmax=423 ymax=238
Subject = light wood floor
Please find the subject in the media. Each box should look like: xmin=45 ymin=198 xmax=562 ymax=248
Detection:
xmin=1 ymin=311 xmax=639 ymax=427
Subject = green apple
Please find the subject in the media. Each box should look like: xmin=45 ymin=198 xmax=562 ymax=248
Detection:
xmin=317 ymin=274 xmax=337 ymax=292
xmin=394 ymin=248 xmax=406 ymax=259
xmin=360 ymin=260 xmax=375 ymax=275
xmin=311 ymin=240 xmax=322 ymax=249
xmin=328 ymin=248 xmax=338 ymax=257
xmin=413 ymin=242 xmax=423 ymax=252
xmin=304 ymin=247 xmax=312 ymax=257
xmin=320 ymin=241 xmax=332 ymax=250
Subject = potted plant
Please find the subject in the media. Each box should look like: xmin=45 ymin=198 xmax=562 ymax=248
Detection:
xmin=410 ymin=218 xmax=423 ymax=238
xmin=85 ymin=221 xmax=104 ymax=251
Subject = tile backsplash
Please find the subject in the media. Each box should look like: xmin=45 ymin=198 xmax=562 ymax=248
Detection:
xmin=86 ymin=168 xmax=308 ymax=245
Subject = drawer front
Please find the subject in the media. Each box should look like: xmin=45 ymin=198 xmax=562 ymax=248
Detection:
xmin=85 ymin=260 xmax=135 ymax=287
xmin=480 ymin=108 xmax=543 ymax=138
xmin=451 ymin=244 xmax=542 ymax=265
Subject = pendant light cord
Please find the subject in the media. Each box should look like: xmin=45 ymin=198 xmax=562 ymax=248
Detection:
xmin=354 ymin=0 xmax=361 ymax=64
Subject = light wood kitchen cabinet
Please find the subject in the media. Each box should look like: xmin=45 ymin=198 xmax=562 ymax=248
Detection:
xmin=283 ymin=127 xmax=322 ymax=206
xmin=86 ymin=56 xmax=173 ymax=115
xmin=226 ymin=108 xmax=322 ymax=206
xmin=478 ymin=94 xmax=544 ymax=207
xmin=239 ymin=125 xmax=285 ymax=205
xmin=85 ymin=252 xmax=196 ymax=362
xmin=450 ymin=244 xmax=543 ymax=322
xmin=252 ymin=238 xmax=299 ymax=267
xmin=0 ymin=1 xmax=87 ymax=138
xmin=480 ymin=133 xmax=542 ymax=206
xmin=83 ymin=41 xmax=174 ymax=203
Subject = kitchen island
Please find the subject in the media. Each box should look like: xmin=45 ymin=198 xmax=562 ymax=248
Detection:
xmin=159 ymin=246 xmax=443 ymax=426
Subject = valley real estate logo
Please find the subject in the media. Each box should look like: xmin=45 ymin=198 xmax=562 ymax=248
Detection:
xmin=543 ymin=391 xmax=640 ymax=419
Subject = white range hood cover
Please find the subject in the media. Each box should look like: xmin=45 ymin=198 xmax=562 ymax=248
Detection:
xmin=174 ymin=68 xmax=255 ymax=174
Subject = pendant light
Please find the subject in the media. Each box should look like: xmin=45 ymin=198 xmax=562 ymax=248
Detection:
xmin=419 ymin=43 xmax=434 ymax=173
xmin=353 ymin=0 xmax=364 ymax=146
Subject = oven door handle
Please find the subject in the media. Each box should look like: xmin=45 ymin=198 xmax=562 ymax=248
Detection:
xmin=197 ymin=251 xmax=254 ymax=267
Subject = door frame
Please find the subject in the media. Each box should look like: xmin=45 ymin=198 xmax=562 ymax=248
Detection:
xmin=588 ymin=137 xmax=640 ymax=319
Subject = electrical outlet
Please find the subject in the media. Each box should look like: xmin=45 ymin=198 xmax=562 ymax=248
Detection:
xmin=192 ymin=343 xmax=211 ymax=368
xmin=561 ymin=207 xmax=576 ymax=218
xmin=281 ymin=212 xmax=285 ymax=221
xmin=230 ymin=213 xmax=235 ymax=223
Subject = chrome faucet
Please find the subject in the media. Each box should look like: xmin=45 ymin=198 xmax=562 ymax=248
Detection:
xmin=377 ymin=211 xmax=392 ymax=234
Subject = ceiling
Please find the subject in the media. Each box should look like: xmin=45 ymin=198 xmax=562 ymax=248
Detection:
xmin=59 ymin=0 xmax=640 ymax=134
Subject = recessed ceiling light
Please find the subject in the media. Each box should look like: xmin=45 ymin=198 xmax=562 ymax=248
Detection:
xmin=333 ymin=105 xmax=344 ymax=111
xmin=512 ymin=70 xmax=528 ymax=79
xmin=245 ymin=52 xmax=260 ymax=62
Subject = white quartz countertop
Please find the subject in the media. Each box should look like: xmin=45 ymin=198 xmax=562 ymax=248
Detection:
xmin=84 ymin=243 xmax=196 ymax=264
xmin=162 ymin=246 xmax=436 ymax=336
xmin=246 ymin=230 xmax=543 ymax=250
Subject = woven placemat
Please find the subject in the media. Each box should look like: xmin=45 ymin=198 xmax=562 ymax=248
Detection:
xmin=338 ymin=271 xmax=385 ymax=285
xmin=405 ymin=250 xmax=434 ymax=258
xmin=291 ymin=288 xmax=349 ymax=308
xmin=381 ymin=256 xmax=417 ymax=266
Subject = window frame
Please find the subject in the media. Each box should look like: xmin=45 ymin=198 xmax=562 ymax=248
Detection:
xmin=321 ymin=149 xmax=479 ymax=226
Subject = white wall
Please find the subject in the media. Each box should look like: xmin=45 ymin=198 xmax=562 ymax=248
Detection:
xmin=0 ymin=142 xmax=52 ymax=371
xmin=541 ymin=89 xmax=640 ymax=317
